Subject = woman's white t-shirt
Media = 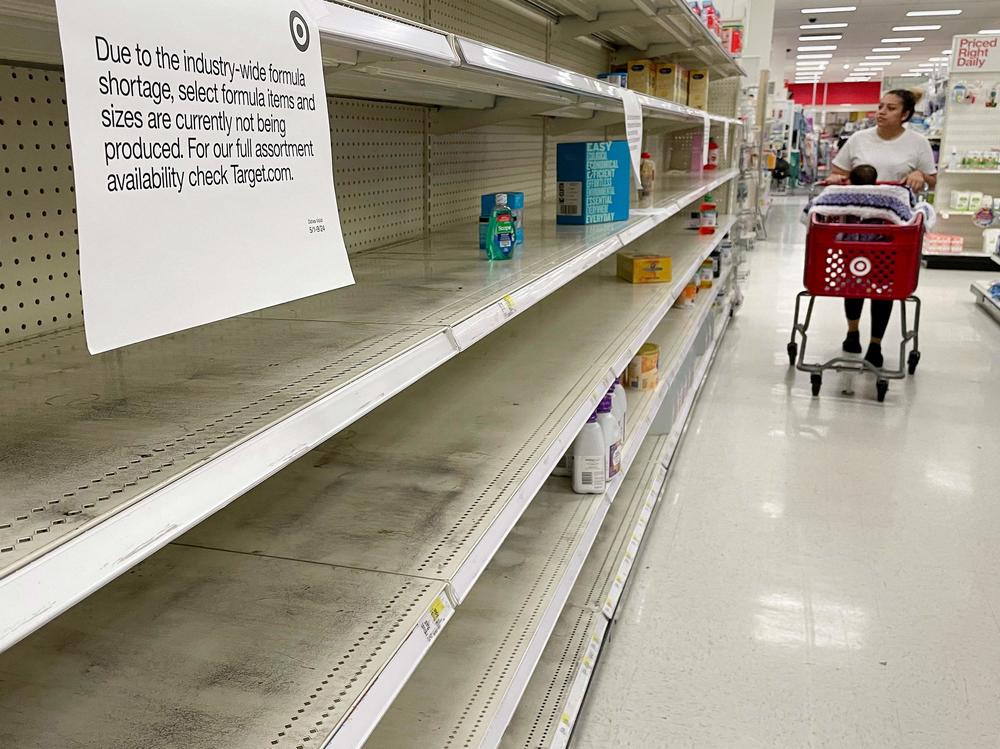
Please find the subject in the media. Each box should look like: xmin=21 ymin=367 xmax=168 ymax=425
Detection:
xmin=832 ymin=127 xmax=936 ymax=183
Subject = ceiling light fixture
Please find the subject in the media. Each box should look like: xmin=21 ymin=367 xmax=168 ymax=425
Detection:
xmin=799 ymin=34 xmax=843 ymax=41
xmin=927 ymin=56 xmax=948 ymax=61
xmin=979 ymin=29 xmax=1000 ymax=35
xmin=797 ymin=53 xmax=834 ymax=59
xmin=906 ymin=9 xmax=961 ymax=16
xmin=892 ymin=24 xmax=942 ymax=31
xmin=799 ymin=22 xmax=847 ymax=29
xmin=916 ymin=62 xmax=936 ymax=67
xmin=901 ymin=73 xmax=923 ymax=77
xmin=799 ymin=6 xmax=856 ymax=14
xmin=797 ymin=45 xmax=838 ymax=51
xmin=872 ymin=47 xmax=911 ymax=52
xmin=881 ymin=37 xmax=924 ymax=42
xmin=942 ymin=49 xmax=952 ymax=54
xmin=865 ymin=55 xmax=900 ymax=60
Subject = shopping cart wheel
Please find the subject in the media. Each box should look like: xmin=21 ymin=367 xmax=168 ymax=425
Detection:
xmin=787 ymin=342 xmax=798 ymax=366
xmin=907 ymin=351 xmax=921 ymax=375
xmin=876 ymin=378 xmax=889 ymax=402
xmin=810 ymin=373 xmax=822 ymax=396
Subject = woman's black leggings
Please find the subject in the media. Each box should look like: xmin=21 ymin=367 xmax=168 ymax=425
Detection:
xmin=844 ymin=298 xmax=893 ymax=339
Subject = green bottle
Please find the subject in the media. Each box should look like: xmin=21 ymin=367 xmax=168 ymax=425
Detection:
xmin=486 ymin=193 xmax=516 ymax=261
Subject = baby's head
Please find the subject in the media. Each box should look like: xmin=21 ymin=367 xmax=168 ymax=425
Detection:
xmin=849 ymin=164 xmax=878 ymax=185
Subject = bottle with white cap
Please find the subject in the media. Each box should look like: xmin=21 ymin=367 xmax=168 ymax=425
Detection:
xmin=572 ymin=412 xmax=606 ymax=494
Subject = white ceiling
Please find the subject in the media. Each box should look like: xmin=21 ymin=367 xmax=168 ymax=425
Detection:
xmin=773 ymin=0 xmax=1000 ymax=83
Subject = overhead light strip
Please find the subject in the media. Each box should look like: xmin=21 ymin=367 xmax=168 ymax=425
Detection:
xmin=892 ymin=25 xmax=942 ymax=31
xmin=800 ymin=6 xmax=856 ymax=13
xmin=906 ymin=9 xmax=961 ymax=16
xmin=799 ymin=22 xmax=847 ymax=29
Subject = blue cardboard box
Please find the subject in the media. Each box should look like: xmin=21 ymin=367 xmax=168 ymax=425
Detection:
xmin=479 ymin=191 xmax=525 ymax=250
xmin=556 ymin=141 xmax=630 ymax=225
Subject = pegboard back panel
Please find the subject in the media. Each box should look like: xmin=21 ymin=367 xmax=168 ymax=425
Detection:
xmin=329 ymin=98 xmax=427 ymax=252
xmin=350 ymin=0 xmax=427 ymax=23
xmin=707 ymin=77 xmax=741 ymax=118
xmin=0 ymin=65 xmax=82 ymax=346
xmin=428 ymin=118 xmax=544 ymax=229
xmin=548 ymin=38 xmax=610 ymax=77
xmin=428 ymin=0 xmax=547 ymax=59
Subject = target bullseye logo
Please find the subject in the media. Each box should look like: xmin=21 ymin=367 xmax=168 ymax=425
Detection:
xmin=289 ymin=10 xmax=310 ymax=52
xmin=849 ymin=257 xmax=872 ymax=277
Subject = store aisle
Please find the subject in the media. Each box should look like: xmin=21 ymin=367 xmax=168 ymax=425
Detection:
xmin=573 ymin=198 xmax=1000 ymax=749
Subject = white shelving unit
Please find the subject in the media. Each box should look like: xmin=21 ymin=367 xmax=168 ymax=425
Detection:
xmin=0 ymin=219 xmax=738 ymax=748
xmin=0 ymin=0 xmax=748 ymax=744
xmin=0 ymin=168 xmax=737 ymax=653
xmin=971 ymin=280 xmax=1000 ymax=325
xmin=929 ymin=63 xmax=1000 ymax=270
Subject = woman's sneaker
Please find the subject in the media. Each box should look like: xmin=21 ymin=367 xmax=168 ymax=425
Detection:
xmin=864 ymin=342 xmax=884 ymax=370
xmin=842 ymin=330 xmax=862 ymax=355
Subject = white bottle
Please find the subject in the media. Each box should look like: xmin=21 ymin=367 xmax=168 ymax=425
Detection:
xmin=572 ymin=413 xmax=606 ymax=494
xmin=609 ymin=382 xmax=627 ymax=447
xmin=949 ymin=147 xmax=960 ymax=171
xmin=596 ymin=395 xmax=621 ymax=480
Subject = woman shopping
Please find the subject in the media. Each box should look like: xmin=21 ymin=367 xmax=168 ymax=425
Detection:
xmin=827 ymin=89 xmax=936 ymax=368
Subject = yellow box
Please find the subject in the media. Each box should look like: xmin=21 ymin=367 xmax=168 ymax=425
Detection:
xmin=617 ymin=252 xmax=673 ymax=284
xmin=653 ymin=62 xmax=688 ymax=104
xmin=688 ymin=68 xmax=710 ymax=109
xmin=626 ymin=59 xmax=656 ymax=95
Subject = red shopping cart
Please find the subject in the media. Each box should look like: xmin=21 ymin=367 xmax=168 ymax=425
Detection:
xmin=787 ymin=206 xmax=924 ymax=402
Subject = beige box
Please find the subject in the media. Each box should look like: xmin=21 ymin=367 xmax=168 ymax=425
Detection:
xmin=626 ymin=59 xmax=656 ymax=95
xmin=688 ymin=68 xmax=710 ymax=109
xmin=653 ymin=62 xmax=688 ymax=104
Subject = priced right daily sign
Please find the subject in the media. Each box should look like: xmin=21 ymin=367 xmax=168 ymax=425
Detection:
xmin=55 ymin=0 xmax=354 ymax=353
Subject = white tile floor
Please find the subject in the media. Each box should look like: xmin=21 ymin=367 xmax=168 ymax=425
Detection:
xmin=573 ymin=198 xmax=1000 ymax=749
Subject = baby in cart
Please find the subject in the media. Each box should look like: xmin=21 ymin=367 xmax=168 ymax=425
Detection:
xmin=803 ymin=164 xmax=935 ymax=228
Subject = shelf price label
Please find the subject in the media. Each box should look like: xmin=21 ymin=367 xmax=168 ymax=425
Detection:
xmin=620 ymin=89 xmax=644 ymax=186
xmin=497 ymin=294 xmax=517 ymax=319
xmin=418 ymin=595 xmax=451 ymax=643
xmin=55 ymin=0 xmax=354 ymax=353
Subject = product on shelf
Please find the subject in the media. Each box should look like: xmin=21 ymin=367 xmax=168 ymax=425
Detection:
xmin=556 ymin=141 xmax=630 ymax=225
xmin=688 ymin=69 xmax=710 ymax=109
xmin=616 ymin=251 xmax=673 ymax=284
xmin=950 ymin=191 xmax=972 ymax=211
xmin=700 ymin=259 xmax=714 ymax=289
xmin=699 ymin=193 xmax=717 ymax=235
xmin=923 ymin=232 xmax=964 ymax=254
xmin=627 ymin=343 xmax=659 ymax=390
xmin=625 ymin=59 xmax=656 ymax=95
xmin=710 ymin=247 xmax=722 ymax=278
xmin=705 ymin=137 xmax=719 ymax=170
xmin=721 ymin=21 xmax=743 ymax=55
xmin=653 ymin=62 xmax=688 ymax=104
xmin=572 ymin=413 xmax=606 ymax=494
xmin=596 ymin=395 xmax=621 ymax=480
xmin=610 ymin=381 xmax=627 ymax=447
xmin=485 ymin=193 xmax=517 ymax=261
xmin=686 ymin=210 xmax=702 ymax=230
xmin=479 ymin=191 xmax=524 ymax=251
xmin=597 ymin=71 xmax=627 ymax=88
xmin=983 ymin=228 xmax=1000 ymax=255
xmin=639 ymin=151 xmax=656 ymax=197
xmin=674 ymin=281 xmax=698 ymax=309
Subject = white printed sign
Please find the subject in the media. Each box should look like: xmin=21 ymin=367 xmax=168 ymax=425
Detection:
xmin=55 ymin=0 xmax=354 ymax=353
xmin=951 ymin=35 xmax=1000 ymax=73
xmin=620 ymin=89 xmax=644 ymax=186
